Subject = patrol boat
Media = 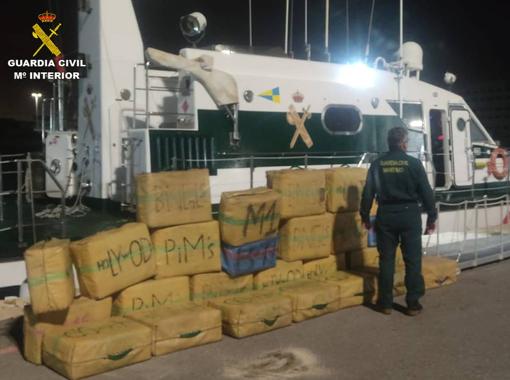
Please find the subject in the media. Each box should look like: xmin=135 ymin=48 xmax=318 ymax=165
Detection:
xmin=1 ymin=0 xmax=509 ymax=292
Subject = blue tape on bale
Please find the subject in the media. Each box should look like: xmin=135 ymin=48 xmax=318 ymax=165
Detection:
xmin=221 ymin=236 xmax=278 ymax=277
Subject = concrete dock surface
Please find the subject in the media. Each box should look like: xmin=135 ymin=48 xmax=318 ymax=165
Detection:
xmin=1 ymin=258 xmax=509 ymax=380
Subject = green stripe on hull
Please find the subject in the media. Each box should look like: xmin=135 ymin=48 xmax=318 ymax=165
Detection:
xmin=149 ymin=110 xmax=402 ymax=171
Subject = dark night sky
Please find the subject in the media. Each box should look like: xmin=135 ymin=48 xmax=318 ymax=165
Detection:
xmin=0 ymin=0 xmax=507 ymax=122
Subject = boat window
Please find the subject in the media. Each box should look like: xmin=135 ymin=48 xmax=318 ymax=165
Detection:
xmin=321 ymin=105 xmax=362 ymax=135
xmin=469 ymin=117 xmax=491 ymax=144
xmin=388 ymin=102 xmax=424 ymax=130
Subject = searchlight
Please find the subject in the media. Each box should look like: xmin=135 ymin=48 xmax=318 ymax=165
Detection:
xmin=335 ymin=62 xmax=376 ymax=89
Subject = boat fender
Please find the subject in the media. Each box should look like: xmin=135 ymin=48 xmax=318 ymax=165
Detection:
xmin=487 ymin=147 xmax=508 ymax=180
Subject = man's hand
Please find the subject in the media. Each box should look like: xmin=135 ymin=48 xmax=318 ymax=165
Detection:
xmin=425 ymin=222 xmax=436 ymax=235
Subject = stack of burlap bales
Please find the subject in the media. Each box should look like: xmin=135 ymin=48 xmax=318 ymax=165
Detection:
xmin=22 ymin=167 xmax=461 ymax=379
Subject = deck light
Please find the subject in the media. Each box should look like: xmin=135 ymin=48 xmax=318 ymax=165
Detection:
xmin=335 ymin=62 xmax=375 ymax=89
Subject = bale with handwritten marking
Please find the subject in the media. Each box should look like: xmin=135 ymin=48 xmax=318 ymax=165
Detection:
xmin=266 ymin=169 xmax=326 ymax=219
xmin=152 ymin=221 xmax=221 ymax=278
xmin=126 ymin=302 xmax=222 ymax=356
xmin=325 ymin=167 xmax=367 ymax=213
xmin=70 ymin=223 xmax=156 ymax=299
xmin=136 ymin=169 xmax=212 ymax=228
xmin=303 ymin=256 xmax=337 ymax=280
xmin=112 ymin=277 xmax=190 ymax=316
xmin=332 ymin=212 xmax=368 ymax=254
xmin=279 ymin=213 xmax=334 ymax=261
xmin=253 ymin=259 xmax=304 ymax=290
xmin=208 ymin=290 xmax=292 ymax=338
xmin=24 ymin=238 xmax=75 ymax=315
xmin=219 ymin=187 xmax=281 ymax=246
xmin=42 ymin=317 xmax=152 ymax=379
xmin=190 ymin=272 xmax=253 ymax=304
xmin=321 ymin=271 xmax=365 ymax=308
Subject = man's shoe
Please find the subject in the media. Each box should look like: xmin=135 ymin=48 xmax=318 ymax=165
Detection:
xmin=376 ymin=305 xmax=392 ymax=315
xmin=406 ymin=302 xmax=423 ymax=316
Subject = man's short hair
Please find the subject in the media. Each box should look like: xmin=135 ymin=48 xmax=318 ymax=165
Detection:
xmin=387 ymin=127 xmax=408 ymax=150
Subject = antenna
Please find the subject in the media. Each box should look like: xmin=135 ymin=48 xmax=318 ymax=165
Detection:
xmin=304 ymin=0 xmax=311 ymax=60
xmin=248 ymin=0 xmax=253 ymax=48
xmin=284 ymin=0 xmax=289 ymax=55
xmin=289 ymin=0 xmax=294 ymax=57
xmin=364 ymin=0 xmax=376 ymax=63
xmin=398 ymin=0 xmax=403 ymax=118
xmin=324 ymin=0 xmax=331 ymax=62
xmin=346 ymin=0 xmax=350 ymax=58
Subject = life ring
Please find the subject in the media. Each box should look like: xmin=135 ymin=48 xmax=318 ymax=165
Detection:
xmin=487 ymin=147 xmax=508 ymax=180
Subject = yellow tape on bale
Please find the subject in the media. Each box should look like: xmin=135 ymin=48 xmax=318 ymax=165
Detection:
xmin=136 ymin=169 xmax=212 ymax=228
xmin=23 ymin=297 xmax=112 ymax=365
xmin=219 ymin=187 xmax=281 ymax=246
xmin=253 ymin=259 xmax=304 ymax=290
xmin=151 ymin=221 xmax=221 ymax=278
xmin=279 ymin=213 xmax=334 ymax=261
xmin=278 ymin=280 xmax=342 ymax=322
xmin=70 ymin=223 xmax=156 ymax=299
xmin=112 ymin=277 xmax=190 ymax=316
xmin=24 ymin=238 xmax=75 ymax=315
xmin=126 ymin=302 xmax=222 ymax=356
xmin=208 ymin=290 xmax=292 ymax=338
xmin=332 ymin=212 xmax=368 ymax=254
xmin=422 ymin=256 xmax=459 ymax=289
xmin=191 ymin=272 xmax=253 ymax=304
xmin=325 ymin=167 xmax=367 ymax=213
xmin=266 ymin=169 xmax=326 ymax=219
xmin=303 ymin=256 xmax=337 ymax=280
xmin=42 ymin=317 xmax=152 ymax=380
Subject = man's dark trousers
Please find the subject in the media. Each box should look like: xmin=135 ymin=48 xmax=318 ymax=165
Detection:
xmin=375 ymin=203 xmax=425 ymax=308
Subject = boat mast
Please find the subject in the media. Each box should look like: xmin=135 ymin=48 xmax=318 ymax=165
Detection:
xmin=249 ymin=0 xmax=253 ymax=48
xmin=324 ymin=0 xmax=331 ymax=62
xmin=284 ymin=0 xmax=289 ymax=55
xmin=304 ymin=0 xmax=311 ymax=60
xmin=398 ymin=0 xmax=403 ymax=118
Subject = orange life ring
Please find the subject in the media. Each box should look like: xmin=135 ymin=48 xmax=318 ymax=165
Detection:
xmin=487 ymin=147 xmax=508 ymax=180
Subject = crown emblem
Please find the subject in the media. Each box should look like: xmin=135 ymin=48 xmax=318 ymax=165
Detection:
xmin=38 ymin=11 xmax=56 ymax=23
xmin=292 ymin=90 xmax=304 ymax=103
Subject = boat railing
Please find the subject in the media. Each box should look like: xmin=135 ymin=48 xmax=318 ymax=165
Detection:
xmin=427 ymin=194 xmax=510 ymax=269
xmin=0 ymin=153 xmax=67 ymax=248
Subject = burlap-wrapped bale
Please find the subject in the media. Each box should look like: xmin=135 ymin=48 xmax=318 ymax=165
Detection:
xmin=303 ymin=256 xmax=337 ymax=280
xmin=42 ymin=317 xmax=152 ymax=380
xmin=332 ymin=212 xmax=368 ymax=254
xmin=152 ymin=221 xmax=221 ymax=278
xmin=126 ymin=302 xmax=222 ymax=356
xmin=221 ymin=235 xmax=278 ymax=277
xmin=422 ymin=256 xmax=459 ymax=289
xmin=347 ymin=247 xmax=405 ymax=272
xmin=335 ymin=253 xmax=347 ymax=270
xmin=278 ymin=280 xmax=342 ymax=322
xmin=325 ymin=167 xmax=367 ymax=213
xmin=136 ymin=169 xmax=212 ymax=228
xmin=253 ymin=259 xmax=304 ymax=290
xmin=191 ymin=272 xmax=253 ymax=304
xmin=208 ymin=291 xmax=292 ymax=338
xmin=350 ymin=270 xmax=406 ymax=304
xmin=279 ymin=213 xmax=334 ymax=261
xmin=23 ymin=297 xmax=112 ymax=365
xmin=266 ymin=169 xmax=326 ymax=219
xmin=112 ymin=277 xmax=189 ymax=316
xmin=70 ymin=223 xmax=155 ymax=299
xmin=322 ymin=271 xmax=365 ymax=308
xmin=219 ymin=187 xmax=281 ymax=246
xmin=24 ymin=239 xmax=75 ymax=315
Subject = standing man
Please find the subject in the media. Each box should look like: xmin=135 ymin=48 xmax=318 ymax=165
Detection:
xmin=360 ymin=127 xmax=437 ymax=316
